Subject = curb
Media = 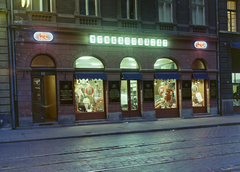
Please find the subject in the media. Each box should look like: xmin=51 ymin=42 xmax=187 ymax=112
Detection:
xmin=1 ymin=122 xmax=240 ymax=144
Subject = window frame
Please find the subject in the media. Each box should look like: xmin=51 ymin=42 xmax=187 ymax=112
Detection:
xmin=158 ymin=0 xmax=173 ymax=23
xmin=28 ymin=0 xmax=54 ymax=12
xmin=120 ymin=0 xmax=138 ymax=20
xmin=191 ymin=0 xmax=205 ymax=26
xmin=227 ymin=0 xmax=237 ymax=32
xmin=77 ymin=0 xmax=99 ymax=16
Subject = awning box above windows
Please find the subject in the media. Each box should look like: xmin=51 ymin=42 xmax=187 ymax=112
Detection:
xmin=122 ymin=72 xmax=142 ymax=80
xmin=75 ymin=72 xmax=107 ymax=80
xmin=231 ymin=42 xmax=240 ymax=49
xmin=193 ymin=73 xmax=208 ymax=79
xmin=155 ymin=73 xmax=180 ymax=79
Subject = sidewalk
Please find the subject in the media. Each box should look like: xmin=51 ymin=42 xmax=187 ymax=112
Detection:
xmin=1 ymin=114 xmax=240 ymax=143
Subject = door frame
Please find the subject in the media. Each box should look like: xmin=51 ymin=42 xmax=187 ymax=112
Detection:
xmin=121 ymin=80 xmax=141 ymax=117
xmin=31 ymin=71 xmax=57 ymax=123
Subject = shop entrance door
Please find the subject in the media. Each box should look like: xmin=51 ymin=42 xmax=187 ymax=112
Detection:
xmin=121 ymin=80 xmax=140 ymax=117
xmin=192 ymin=79 xmax=207 ymax=113
xmin=32 ymin=72 xmax=57 ymax=123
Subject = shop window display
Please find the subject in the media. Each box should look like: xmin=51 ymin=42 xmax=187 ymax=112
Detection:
xmin=192 ymin=79 xmax=205 ymax=107
xmin=74 ymin=79 xmax=104 ymax=112
xmin=154 ymin=79 xmax=177 ymax=109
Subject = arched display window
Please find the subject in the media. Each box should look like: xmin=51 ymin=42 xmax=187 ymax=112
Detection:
xmin=120 ymin=57 xmax=139 ymax=69
xmin=154 ymin=58 xmax=177 ymax=69
xmin=154 ymin=58 xmax=180 ymax=117
xmin=120 ymin=57 xmax=141 ymax=117
xmin=191 ymin=59 xmax=208 ymax=113
xmin=31 ymin=55 xmax=55 ymax=67
xmin=74 ymin=56 xmax=106 ymax=119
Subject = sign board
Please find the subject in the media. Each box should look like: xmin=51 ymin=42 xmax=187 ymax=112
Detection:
xmin=194 ymin=41 xmax=207 ymax=49
xmin=143 ymin=81 xmax=154 ymax=102
xmin=60 ymin=81 xmax=73 ymax=105
xmin=108 ymin=81 xmax=120 ymax=103
xmin=34 ymin=32 xmax=53 ymax=42
xmin=182 ymin=80 xmax=191 ymax=100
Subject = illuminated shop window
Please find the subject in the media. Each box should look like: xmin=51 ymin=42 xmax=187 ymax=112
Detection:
xmin=74 ymin=56 xmax=104 ymax=68
xmin=74 ymin=79 xmax=104 ymax=112
xmin=192 ymin=79 xmax=205 ymax=107
xmin=191 ymin=59 xmax=205 ymax=69
xmin=158 ymin=0 xmax=173 ymax=23
xmin=232 ymin=73 xmax=240 ymax=106
xmin=31 ymin=55 xmax=55 ymax=67
xmin=154 ymin=79 xmax=177 ymax=109
xmin=228 ymin=0 xmax=237 ymax=32
xmin=154 ymin=58 xmax=177 ymax=69
xmin=120 ymin=57 xmax=139 ymax=69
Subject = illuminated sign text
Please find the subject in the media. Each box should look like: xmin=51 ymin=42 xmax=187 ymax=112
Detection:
xmin=34 ymin=32 xmax=53 ymax=42
xmin=194 ymin=41 xmax=207 ymax=49
xmin=90 ymin=35 xmax=168 ymax=47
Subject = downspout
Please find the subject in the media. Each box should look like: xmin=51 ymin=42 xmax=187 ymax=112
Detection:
xmin=216 ymin=0 xmax=221 ymax=115
xmin=7 ymin=0 xmax=17 ymax=129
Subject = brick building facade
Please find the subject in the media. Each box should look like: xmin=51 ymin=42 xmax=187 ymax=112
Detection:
xmin=10 ymin=0 xmax=219 ymax=127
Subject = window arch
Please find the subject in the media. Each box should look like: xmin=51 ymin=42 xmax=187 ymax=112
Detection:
xmin=74 ymin=56 xmax=104 ymax=68
xmin=191 ymin=59 xmax=205 ymax=69
xmin=31 ymin=55 xmax=55 ymax=67
xmin=120 ymin=57 xmax=139 ymax=69
xmin=154 ymin=58 xmax=177 ymax=69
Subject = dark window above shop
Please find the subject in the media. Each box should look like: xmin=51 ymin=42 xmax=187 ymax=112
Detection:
xmin=28 ymin=0 xmax=51 ymax=12
xmin=227 ymin=0 xmax=237 ymax=32
xmin=79 ymin=0 xmax=98 ymax=16
xmin=192 ymin=0 xmax=205 ymax=25
xmin=120 ymin=0 xmax=138 ymax=19
xmin=158 ymin=0 xmax=173 ymax=23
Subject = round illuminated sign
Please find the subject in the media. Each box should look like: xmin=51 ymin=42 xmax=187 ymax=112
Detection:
xmin=194 ymin=41 xmax=207 ymax=49
xmin=33 ymin=32 xmax=53 ymax=42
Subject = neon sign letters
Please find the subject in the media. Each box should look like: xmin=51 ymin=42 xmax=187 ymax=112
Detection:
xmin=34 ymin=32 xmax=53 ymax=42
xmin=90 ymin=35 xmax=168 ymax=47
xmin=194 ymin=41 xmax=207 ymax=49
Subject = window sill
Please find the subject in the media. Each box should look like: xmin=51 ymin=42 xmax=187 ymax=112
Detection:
xmin=118 ymin=18 xmax=141 ymax=23
xmin=75 ymin=15 xmax=102 ymax=20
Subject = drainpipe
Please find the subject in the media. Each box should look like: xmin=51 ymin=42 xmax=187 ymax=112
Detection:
xmin=7 ymin=0 xmax=17 ymax=129
xmin=216 ymin=0 xmax=221 ymax=115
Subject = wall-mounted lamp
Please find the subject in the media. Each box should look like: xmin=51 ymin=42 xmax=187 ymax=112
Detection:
xmin=21 ymin=0 xmax=30 ymax=8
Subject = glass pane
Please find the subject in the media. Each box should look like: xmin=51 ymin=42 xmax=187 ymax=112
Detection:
xmin=198 ymin=7 xmax=204 ymax=25
xmin=196 ymin=0 xmax=204 ymax=5
xmin=33 ymin=78 xmax=41 ymax=101
xmin=192 ymin=6 xmax=197 ymax=25
xmin=74 ymin=56 xmax=104 ymax=68
xmin=121 ymin=0 xmax=127 ymax=18
xmin=158 ymin=3 xmax=164 ymax=22
xmin=154 ymin=58 xmax=177 ymax=69
xmin=191 ymin=59 xmax=205 ymax=69
xmin=228 ymin=11 xmax=231 ymax=31
xmin=79 ymin=0 xmax=86 ymax=15
xmin=31 ymin=55 xmax=55 ymax=67
xmin=233 ymin=84 xmax=240 ymax=106
xmin=192 ymin=79 xmax=205 ymax=107
xmin=154 ymin=79 xmax=177 ymax=109
xmin=130 ymin=80 xmax=138 ymax=110
xmin=231 ymin=12 xmax=236 ymax=32
xmin=88 ymin=0 xmax=96 ymax=15
xmin=42 ymin=0 xmax=50 ymax=12
xmin=32 ymin=0 xmax=40 ymax=11
xmin=227 ymin=1 xmax=236 ymax=10
xmin=165 ymin=3 xmax=172 ymax=22
xmin=120 ymin=57 xmax=139 ymax=69
xmin=75 ymin=79 xmax=104 ymax=112
xmin=121 ymin=80 xmax=128 ymax=111
xmin=129 ymin=0 xmax=135 ymax=19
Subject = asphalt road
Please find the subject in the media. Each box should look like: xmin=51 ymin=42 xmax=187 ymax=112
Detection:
xmin=1 ymin=125 xmax=240 ymax=172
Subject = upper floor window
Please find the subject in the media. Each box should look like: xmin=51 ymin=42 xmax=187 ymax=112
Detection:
xmin=121 ymin=0 xmax=137 ymax=19
xmin=79 ymin=0 xmax=98 ymax=16
xmin=228 ymin=0 xmax=237 ymax=32
xmin=192 ymin=0 xmax=205 ymax=25
xmin=158 ymin=0 xmax=173 ymax=23
xmin=30 ymin=0 xmax=52 ymax=12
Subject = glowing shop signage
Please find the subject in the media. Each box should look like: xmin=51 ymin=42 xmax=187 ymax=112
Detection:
xmin=194 ymin=41 xmax=207 ymax=49
xmin=89 ymin=35 xmax=168 ymax=47
xmin=34 ymin=32 xmax=53 ymax=42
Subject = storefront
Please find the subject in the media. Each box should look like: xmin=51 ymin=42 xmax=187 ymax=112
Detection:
xmin=15 ymin=30 xmax=218 ymax=126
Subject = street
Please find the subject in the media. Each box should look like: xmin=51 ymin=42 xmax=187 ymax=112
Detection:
xmin=1 ymin=125 xmax=240 ymax=172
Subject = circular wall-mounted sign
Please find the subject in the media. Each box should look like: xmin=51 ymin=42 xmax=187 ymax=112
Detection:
xmin=194 ymin=41 xmax=207 ymax=49
xmin=85 ymin=86 xmax=94 ymax=95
